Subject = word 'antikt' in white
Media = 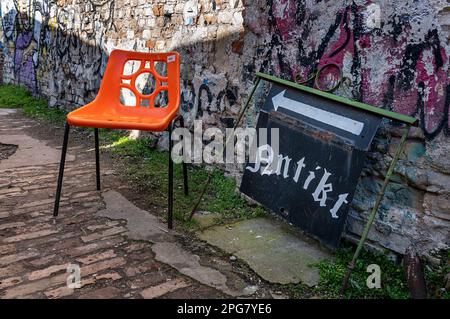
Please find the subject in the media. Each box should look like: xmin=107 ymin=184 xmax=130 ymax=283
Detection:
xmin=246 ymin=144 xmax=349 ymax=219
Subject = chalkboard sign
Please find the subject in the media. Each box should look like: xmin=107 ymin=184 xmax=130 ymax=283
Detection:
xmin=240 ymin=82 xmax=383 ymax=248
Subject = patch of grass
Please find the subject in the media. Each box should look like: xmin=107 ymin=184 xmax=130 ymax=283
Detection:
xmin=308 ymin=244 xmax=410 ymax=299
xmin=23 ymin=99 xmax=67 ymax=125
xmin=0 ymin=84 xmax=33 ymax=108
xmin=98 ymin=128 xmax=128 ymax=144
xmin=101 ymin=134 xmax=266 ymax=227
xmin=0 ymin=84 xmax=66 ymax=124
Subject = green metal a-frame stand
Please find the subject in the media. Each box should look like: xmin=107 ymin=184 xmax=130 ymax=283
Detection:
xmin=189 ymin=72 xmax=418 ymax=295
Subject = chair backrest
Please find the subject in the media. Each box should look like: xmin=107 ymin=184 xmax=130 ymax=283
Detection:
xmin=96 ymin=49 xmax=180 ymax=112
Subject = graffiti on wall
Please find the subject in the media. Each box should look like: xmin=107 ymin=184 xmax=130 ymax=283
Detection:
xmin=180 ymin=78 xmax=239 ymax=127
xmin=246 ymin=0 xmax=449 ymax=139
xmin=0 ymin=0 xmax=240 ymax=123
xmin=0 ymin=4 xmax=3 ymax=84
xmin=1 ymin=0 xmax=448 ymax=138
xmin=1 ymin=0 xmax=36 ymax=91
xmin=0 ymin=0 xmax=114 ymax=105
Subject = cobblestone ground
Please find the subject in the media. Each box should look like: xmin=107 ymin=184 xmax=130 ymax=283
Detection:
xmin=0 ymin=110 xmax=274 ymax=299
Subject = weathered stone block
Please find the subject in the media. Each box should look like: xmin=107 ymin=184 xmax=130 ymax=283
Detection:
xmin=424 ymin=193 xmax=450 ymax=221
xmin=218 ymin=11 xmax=233 ymax=24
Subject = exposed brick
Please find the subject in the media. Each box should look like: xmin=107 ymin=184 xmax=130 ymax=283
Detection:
xmin=13 ymin=222 xmax=54 ymax=235
xmin=76 ymin=250 xmax=117 ymax=265
xmin=43 ymin=286 xmax=74 ymax=299
xmin=44 ymin=272 xmax=122 ymax=299
xmin=0 ymin=244 xmax=16 ymax=255
xmin=0 ymin=276 xmax=23 ymax=289
xmin=72 ymin=191 xmax=97 ymax=199
xmin=80 ymin=226 xmax=127 ymax=243
xmin=125 ymin=261 xmax=161 ymax=277
xmin=128 ymin=272 xmax=167 ymax=290
xmin=0 ymin=187 xmax=22 ymax=195
xmin=28 ymin=255 xmax=57 ymax=267
xmin=3 ymin=228 xmax=59 ymax=243
xmin=18 ymin=198 xmax=55 ymax=209
xmin=93 ymin=272 xmax=122 ymax=281
xmin=0 ymin=211 xmax=9 ymax=219
xmin=1 ymin=257 xmax=126 ymax=298
xmin=28 ymin=263 xmax=69 ymax=281
xmin=0 ymin=250 xmax=39 ymax=266
xmin=67 ymin=237 xmax=124 ymax=257
xmin=20 ymin=231 xmax=79 ymax=251
xmin=10 ymin=204 xmax=67 ymax=217
xmin=123 ymin=242 xmax=150 ymax=253
xmin=140 ymin=278 xmax=190 ymax=299
xmin=0 ymin=263 xmax=25 ymax=279
xmin=1 ymin=190 xmax=28 ymax=197
xmin=79 ymin=286 xmax=122 ymax=299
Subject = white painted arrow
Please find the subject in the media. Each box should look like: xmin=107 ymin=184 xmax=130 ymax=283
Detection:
xmin=272 ymin=90 xmax=364 ymax=136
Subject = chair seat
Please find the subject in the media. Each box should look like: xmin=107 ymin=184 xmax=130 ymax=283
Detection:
xmin=67 ymin=101 xmax=179 ymax=131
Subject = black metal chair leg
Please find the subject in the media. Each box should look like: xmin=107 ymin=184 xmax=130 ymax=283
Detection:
xmin=178 ymin=116 xmax=189 ymax=196
xmin=53 ymin=123 xmax=70 ymax=217
xmin=94 ymin=128 xmax=101 ymax=190
xmin=168 ymin=123 xmax=174 ymax=229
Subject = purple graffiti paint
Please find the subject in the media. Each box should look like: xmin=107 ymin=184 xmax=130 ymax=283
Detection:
xmin=14 ymin=30 xmax=37 ymax=91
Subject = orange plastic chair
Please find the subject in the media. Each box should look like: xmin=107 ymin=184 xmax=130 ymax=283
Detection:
xmin=53 ymin=49 xmax=188 ymax=229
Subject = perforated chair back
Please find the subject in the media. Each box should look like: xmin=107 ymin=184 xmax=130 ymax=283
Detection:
xmin=97 ymin=50 xmax=180 ymax=111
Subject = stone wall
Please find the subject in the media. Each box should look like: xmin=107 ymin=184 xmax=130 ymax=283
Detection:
xmin=0 ymin=0 xmax=449 ymax=258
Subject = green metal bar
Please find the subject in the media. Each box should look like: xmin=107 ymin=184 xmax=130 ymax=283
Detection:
xmin=188 ymin=76 xmax=262 ymax=219
xmin=340 ymin=125 xmax=412 ymax=295
xmin=256 ymin=72 xmax=419 ymax=127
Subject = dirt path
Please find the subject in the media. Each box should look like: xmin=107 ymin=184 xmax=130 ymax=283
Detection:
xmin=0 ymin=109 xmax=289 ymax=299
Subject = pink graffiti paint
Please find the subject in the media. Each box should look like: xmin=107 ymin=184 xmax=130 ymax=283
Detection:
xmin=271 ymin=0 xmax=298 ymax=41
xmin=318 ymin=10 xmax=355 ymax=68
xmin=359 ymin=29 xmax=415 ymax=112
xmin=315 ymin=9 xmax=355 ymax=90
xmin=270 ymin=2 xmax=449 ymax=136
xmin=414 ymin=47 xmax=448 ymax=133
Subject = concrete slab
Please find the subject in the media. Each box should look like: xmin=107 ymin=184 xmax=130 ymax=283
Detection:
xmin=192 ymin=211 xmax=222 ymax=228
xmin=96 ymin=190 xmax=173 ymax=243
xmin=0 ymin=109 xmax=74 ymax=169
xmin=197 ymin=217 xmax=332 ymax=287
xmin=152 ymin=242 xmax=243 ymax=296
xmin=0 ymin=134 xmax=75 ymax=169
xmin=97 ymin=190 xmax=255 ymax=296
